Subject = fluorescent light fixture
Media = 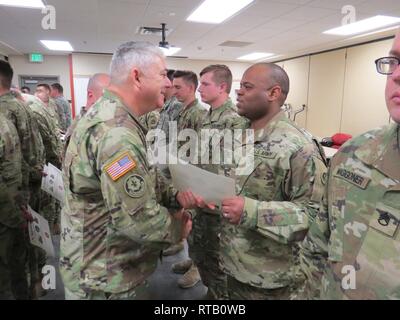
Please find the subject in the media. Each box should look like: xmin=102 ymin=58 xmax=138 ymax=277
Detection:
xmin=187 ymin=0 xmax=254 ymax=24
xmin=323 ymin=15 xmax=400 ymax=36
xmin=0 ymin=0 xmax=45 ymax=9
xmin=160 ymin=46 xmax=181 ymax=56
xmin=40 ymin=40 xmax=74 ymax=51
xmin=238 ymin=52 xmax=275 ymax=61
xmin=345 ymin=25 xmax=400 ymax=41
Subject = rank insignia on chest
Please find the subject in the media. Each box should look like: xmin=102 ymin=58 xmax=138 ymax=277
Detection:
xmin=105 ymin=152 xmax=136 ymax=181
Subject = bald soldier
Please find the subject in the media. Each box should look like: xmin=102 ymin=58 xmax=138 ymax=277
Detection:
xmin=60 ymin=41 xmax=194 ymax=300
xmin=299 ymin=31 xmax=400 ymax=300
xmin=63 ymin=73 xmax=110 ymax=154
xmin=218 ymin=63 xmax=326 ymax=299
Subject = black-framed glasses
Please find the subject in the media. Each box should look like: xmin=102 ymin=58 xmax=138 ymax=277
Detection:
xmin=375 ymin=56 xmax=400 ymax=75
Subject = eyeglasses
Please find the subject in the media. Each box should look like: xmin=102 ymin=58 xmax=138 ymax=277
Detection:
xmin=375 ymin=56 xmax=400 ymax=75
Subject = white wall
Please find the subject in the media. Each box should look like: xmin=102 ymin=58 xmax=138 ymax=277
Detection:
xmin=276 ymin=38 xmax=393 ymax=138
xmin=72 ymin=53 xmax=251 ymax=109
xmin=9 ymin=55 xmax=71 ymax=100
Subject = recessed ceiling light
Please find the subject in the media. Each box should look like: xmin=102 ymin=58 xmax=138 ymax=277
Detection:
xmin=187 ymin=0 xmax=254 ymax=24
xmin=237 ymin=52 xmax=275 ymax=61
xmin=0 ymin=0 xmax=45 ymax=9
xmin=160 ymin=47 xmax=181 ymax=56
xmin=323 ymin=15 xmax=400 ymax=36
xmin=40 ymin=40 xmax=74 ymax=51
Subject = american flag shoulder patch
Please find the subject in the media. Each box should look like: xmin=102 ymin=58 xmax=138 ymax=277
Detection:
xmin=105 ymin=152 xmax=136 ymax=181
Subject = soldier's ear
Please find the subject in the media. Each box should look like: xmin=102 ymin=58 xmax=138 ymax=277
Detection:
xmin=130 ymin=68 xmax=141 ymax=86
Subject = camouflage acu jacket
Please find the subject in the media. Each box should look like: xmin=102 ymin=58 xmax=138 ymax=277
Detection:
xmin=300 ymin=123 xmax=400 ymax=300
xmin=25 ymin=95 xmax=62 ymax=168
xmin=0 ymin=92 xmax=44 ymax=197
xmin=139 ymin=110 xmax=160 ymax=132
xmin=0 ymin=114 xmax=23 ymax=228
xmin=60 ymin=90 xmax=178 ymax=294
xmin=220 ymin=111 xmax=327 ymax=290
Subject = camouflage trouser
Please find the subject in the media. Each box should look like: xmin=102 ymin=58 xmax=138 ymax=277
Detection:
xmin=0 ymin=224 xmax=14 ymax=299
xmin=9 ymin=228 xmax=29 ymax=300
xmin=227 ymin=276 xmax=291 ymax=300
xmin=170 ymin=209 xmax=184 ymax=244
xmin=64 ymin=281 xmax=150 ymax=300
xmin=189 ymin=212 xmax=228 ymax=300
xmin=40 ymin=191 xmax=56 ymax=227
xmin=29 ymin=182 xmax=42 ymax=213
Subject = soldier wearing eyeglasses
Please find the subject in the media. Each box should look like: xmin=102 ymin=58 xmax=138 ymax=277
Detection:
xmin=299 ymin=31 xmax=400 ymax=300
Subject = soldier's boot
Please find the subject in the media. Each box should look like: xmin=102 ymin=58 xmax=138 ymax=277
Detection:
xmin=178 ymin=264 xmax=201 ymax=289
xmin=171 ymin=259 xmax=192 ymax=274
xmin=162 ymin=240 xmax=184 ymax=256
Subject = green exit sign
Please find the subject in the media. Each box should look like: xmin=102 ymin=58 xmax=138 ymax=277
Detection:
xmin=29 ymin=53 xmax=43 ymax=63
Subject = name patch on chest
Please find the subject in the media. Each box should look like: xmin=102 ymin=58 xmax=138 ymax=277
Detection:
xmin=334 ymin=168 xmax=370 ymax=189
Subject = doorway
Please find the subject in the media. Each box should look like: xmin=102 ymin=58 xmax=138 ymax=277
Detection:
xmin=19 ymin=75 xmax=59 ymax=93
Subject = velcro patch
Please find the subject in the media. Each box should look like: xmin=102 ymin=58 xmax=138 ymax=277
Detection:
xmin=124 ymin=174 xmax=146 ymax=198
xmin=105 ymin=152 xmax=136 ymax=181
xmin=254 ymin=149 xmax=276 ymax=159
xmin=334 ymin=167 xmax=370 ymax=189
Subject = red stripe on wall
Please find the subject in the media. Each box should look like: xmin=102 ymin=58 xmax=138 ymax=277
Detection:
xmin=68 ymin=54 xmax=76 ymax=119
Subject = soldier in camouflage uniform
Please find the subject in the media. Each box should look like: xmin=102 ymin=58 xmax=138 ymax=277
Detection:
xmin=35 ymin=83 xmax=63 ymax=133
xmin=0 ymin=61 xmax=44 ymax=299
xmin=64 ymin=73 xmax=110 ymax=155
xmin=60 ymin=41 xmax=193 ymax=300
xmin=35 ymin=83 xmax=63 ymax=244
xmin=157 ymin=69 xmax=183 ymax=140
xmin=0 ymin=114 xmax=23 ymax=300
xmin=188 ymin=65 xmax=248 ymax=299
xmin=299 ymin=31 xmax=400 ymax=300
xmin=24 ymin=97 xmax=62 ymax=237
xmin=151 ymin=70 xmax=182 ymax=182
xmin=218 ymin=63 xmax=326 ymax=300
xmin=21 ymin=93 xmax=62 ymax=297
xmin=164 ymin=71 xmax=207 ymax=283
xmin=51 ymin=83 xmax=72 ymax=131
xmin=173 ymin=70 xmax=207 ymax=134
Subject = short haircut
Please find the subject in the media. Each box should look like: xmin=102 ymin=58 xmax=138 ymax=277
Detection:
xmin=51 ymin=83 xmax=63 ymax=94
xmin=167 ymin=69 xmax=175 ymax=82
xmin=200 ymin=64 xmax=232 ymax=93
xmin=258 ymin=63 xmax=290 ymax=104
xmin=173 ymin=70 xmax=198 ymax=89
xmin=110 ymin=41 xmax=165 ymax=84
xmin=37 ymin=83 xmax=51 ymax=92
xmin=0 ymin=60 xmax=13 ymax=89
xmin=21 ymin=86 xmax=30 ymax=92
xmin=87 ymin=73 xmax=110 ymax=91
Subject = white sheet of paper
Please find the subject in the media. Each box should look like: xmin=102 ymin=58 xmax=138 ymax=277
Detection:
xmin=28 ymin=206 xmax=55 ymax=257
xmin=41 ymin=163 xmax=64 ymax=203
xmin=323 ymin=146 xmax=338 ymax=159
xmin=169 ymin=162 xmax=236 ymax=204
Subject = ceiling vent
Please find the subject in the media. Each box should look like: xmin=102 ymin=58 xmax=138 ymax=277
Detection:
xmin=219 ymin=41 xmax=253 ymax=47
